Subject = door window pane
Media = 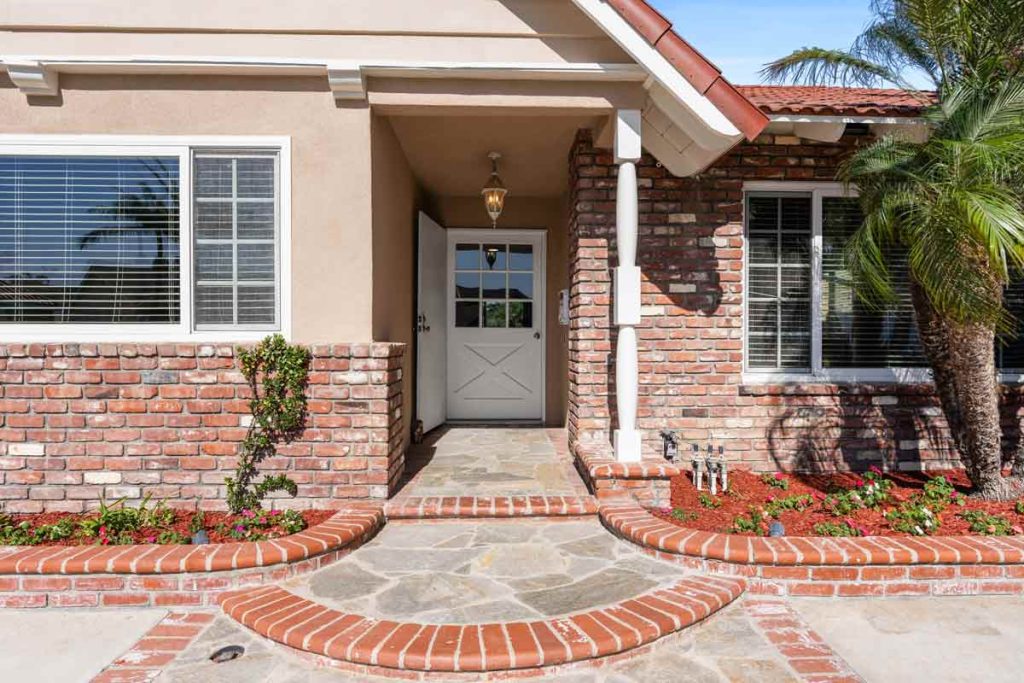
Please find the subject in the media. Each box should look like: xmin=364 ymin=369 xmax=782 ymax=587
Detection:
xmin=482 ymin=272 xmax=506 ymax=299
xmin=455 ymin=272 xmax=479 ymax=299
xmin=508 ymin=273 xmax=532 ymax=299
xmin=482 ymin=244 xmax=507 ymax=271
xmin=509 ymin=245 xmax=533 ymax=271
xmin=483 ymin=301 xmax=506 ymax=327
xmin=455 ymin=243 xmax=479 ymax=270
xmin=455 ymin=301 xmax=480 ymax=328
xmin=509 ymin=301 xmax=533 ymax=328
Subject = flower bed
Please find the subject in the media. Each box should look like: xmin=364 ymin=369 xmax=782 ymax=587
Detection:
xmin=0 ymin=501 xmax=333 ymax=547
xmin=653 ymin=469 xmax=1024 ymax=538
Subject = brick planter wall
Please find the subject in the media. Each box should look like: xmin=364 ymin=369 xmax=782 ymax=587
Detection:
xmin=567 ymin=129 xmax=1024 ymax=472
xmin=0 ymin=342 xmax=406 ymax=512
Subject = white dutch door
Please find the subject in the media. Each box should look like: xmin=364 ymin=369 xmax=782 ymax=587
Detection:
xmin=446 ymin=230 xmax=545 ymax=421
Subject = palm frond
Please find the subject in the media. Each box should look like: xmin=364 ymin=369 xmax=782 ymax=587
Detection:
xmin=760 ymin=48 xmax=899 ymax=87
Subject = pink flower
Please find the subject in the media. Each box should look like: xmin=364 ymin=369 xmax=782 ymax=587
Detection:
xmin=234 ymin=525 xmax=245 ymax=534
xmin=869 ymin=465 xmax=882 ymax=475
xmin=145 ymin=536 xmax=156 ymax=543
xmin=242 ymin=509 xmax=256 ymax=518
xmin=766 ymin=495 xmax=775 ymax=503
xmin=774 ymin=472 xmax=785 ymax=480
xmin=855 ymin=478 xmax=865 ymax=488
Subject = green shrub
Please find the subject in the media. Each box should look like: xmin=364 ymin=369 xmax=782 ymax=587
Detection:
xmin=959 ymin=510 xmax=1014 ymax=536
xmin=698 ymin=493 xmax=722 ymax=509
xmin=761 ymin=472 xmax=790 ymax=490
xmin=226 ymin=335 xmax=310 ymax=513
xmin=765 ymin=494 xmax=814 ymax=519
xmin=670 ymin=508 xmax=698 ymax=522
xmin=813 ymin=520 xmax=863 ymax=537
xmin=730 ymin=507 xmax=767 ymax=536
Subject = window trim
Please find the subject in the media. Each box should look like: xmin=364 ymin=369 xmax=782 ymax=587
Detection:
xmin=0 ymin=134 xmax=291 ymax=342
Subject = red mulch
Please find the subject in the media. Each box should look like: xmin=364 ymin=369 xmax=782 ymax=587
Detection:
xmin=653 ymin=469 xmax=1024 ymax=537
xmin=0 ymin=509 xmax=335 ymax=546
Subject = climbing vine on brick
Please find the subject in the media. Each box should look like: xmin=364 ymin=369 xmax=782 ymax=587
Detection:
xmin=226 ymin=334 xmax=311 ymax=513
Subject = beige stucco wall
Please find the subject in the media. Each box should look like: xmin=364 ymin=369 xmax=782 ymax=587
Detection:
xmin=433 ymin=196 xmax=569 ymax=426
xmin=371 ymin=115 xmax=420 ymax=440
xmin=0 ymin=0 xmax=627 ymax=65
xmin=0 ymin=74 xmax=375 ymax=343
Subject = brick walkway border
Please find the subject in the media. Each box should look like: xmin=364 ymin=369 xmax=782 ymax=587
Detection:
xmin=219 ymin=575 xmax=744 ymax=674
xmin=384 ymin=496 xmax=597 ymax=519
xmin=0 ymin=506 xmax=382 ymax=608
xmin=91 ymin=611 xmax=216 ymax=683
xmin=601 ymin=503 xmax=1024 ymax=597
xmin=745 ymin=600 xmax=862 ymax=682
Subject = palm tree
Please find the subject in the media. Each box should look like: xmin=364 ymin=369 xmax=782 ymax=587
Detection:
xmin=763 ymin=0 xmax=1024 ymax=499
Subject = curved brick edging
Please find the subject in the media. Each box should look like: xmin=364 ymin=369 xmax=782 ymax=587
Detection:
xmin=220 ymin=576 xmax=744 ymax=674
xmin=0 ymin=507 xmax=383 ymax=608
xmin=384 ymin=496 xmax=598 ymax=520
xmin=600 ymin=503 xmax=1024 ymax=597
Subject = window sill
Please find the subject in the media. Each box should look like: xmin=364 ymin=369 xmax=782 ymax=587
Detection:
xmin=0 ymin=328 xmax=284 ymax=344
xmin=742 ymin=370 xmax=1024 ymax=386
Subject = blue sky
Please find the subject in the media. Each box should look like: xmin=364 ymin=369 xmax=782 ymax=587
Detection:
xmin=648 ymin=0 xmax=875 ymax=85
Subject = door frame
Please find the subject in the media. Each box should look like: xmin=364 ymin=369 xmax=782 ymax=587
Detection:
xmin=445 ymin=228 xmax=547 ymax=423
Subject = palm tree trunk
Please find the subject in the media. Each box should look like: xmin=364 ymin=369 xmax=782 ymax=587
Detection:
xmin=909 ymin=280 xmax=965 ymax=452
xmin=910 ymin=280 xmax=1020 ymax=499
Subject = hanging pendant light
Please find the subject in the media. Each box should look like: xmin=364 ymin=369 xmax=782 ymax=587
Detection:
xmin=481 ymin=151 xmax=508 ymax=228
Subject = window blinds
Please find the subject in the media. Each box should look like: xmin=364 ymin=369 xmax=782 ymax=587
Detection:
xmin=820 ymin=197 xmax=927 ymax=368
xmin=193 ymin=151 xmax=278 ymax=329
xmin=0 ymin=155 xmax=180 ymax=324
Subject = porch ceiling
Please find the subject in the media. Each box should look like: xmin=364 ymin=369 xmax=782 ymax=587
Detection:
xmin=388 ymin=113 xmax=600 ymax=198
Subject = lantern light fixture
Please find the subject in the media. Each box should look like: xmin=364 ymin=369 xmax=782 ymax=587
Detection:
xmin=481 ymin=151 xmax=508 ymax=228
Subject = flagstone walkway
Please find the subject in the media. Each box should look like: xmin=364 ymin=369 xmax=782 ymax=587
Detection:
xmin=285 ymin=519 xmax=687 ymax=624
xmin=395 ymin=427 xmax=588 ymax=498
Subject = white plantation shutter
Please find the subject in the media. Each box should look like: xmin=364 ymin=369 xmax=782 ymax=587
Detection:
xmin=820 ymin=197 xmax=927 ymax=368
xmin=0 ymin=155 xmax=180 ymax=324
xmin=193 ymin=151 xmax=279 ymax=329
xmin=746 ymin=194 xmax=812 ymax=370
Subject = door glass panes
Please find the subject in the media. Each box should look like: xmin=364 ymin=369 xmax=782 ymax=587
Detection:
xmin=454 ymin=241 xmax=534 ymax=328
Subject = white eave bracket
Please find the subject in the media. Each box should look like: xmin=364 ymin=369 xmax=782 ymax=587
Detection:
xmin=326 ymin=64 xmax=367 ymax=102
xmin=4 ymin=60 xmax=60 ymax=98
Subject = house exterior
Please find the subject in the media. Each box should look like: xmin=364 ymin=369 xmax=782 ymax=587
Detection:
xmin=0 ymin=0 xmax=1002 ymax=513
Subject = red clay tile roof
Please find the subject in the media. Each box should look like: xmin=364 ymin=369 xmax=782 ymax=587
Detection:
xmin=736 ymin=86 xmax=935 ymax=117
xmin=608 ymin=0 xmax=770 ymax=141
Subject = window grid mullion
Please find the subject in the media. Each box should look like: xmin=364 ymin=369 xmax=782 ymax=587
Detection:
xmin=811 ymin=190 xmax=824 ymax=376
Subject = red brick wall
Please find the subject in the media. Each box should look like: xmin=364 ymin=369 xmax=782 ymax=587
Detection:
xmin=568 ymin=129 xmax=1024 ymax=473
xmin=0 ymin=342 xmax=406 ymax=512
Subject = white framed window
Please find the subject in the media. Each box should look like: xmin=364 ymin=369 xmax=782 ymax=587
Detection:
xmin=743 ymin=181 xmax=1024 ymax=383
xmin=0 ymin=135 xmax=290 ymax=341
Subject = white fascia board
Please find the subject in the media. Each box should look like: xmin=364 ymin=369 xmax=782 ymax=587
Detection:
xmin=570 ymin=0 xmax=742 ymax=149
xmin=769 ymin=113 xmax=927 ymax=125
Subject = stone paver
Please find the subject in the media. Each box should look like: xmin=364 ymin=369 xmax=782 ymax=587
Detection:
xmin=287 ymin=518 xmax=683 ymax=623
xmin=397 ymin=428 xmax=586 ymax=498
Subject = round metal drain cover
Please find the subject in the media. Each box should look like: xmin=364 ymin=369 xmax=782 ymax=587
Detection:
xmin=210 ymin=645 xmax=245 ymax=663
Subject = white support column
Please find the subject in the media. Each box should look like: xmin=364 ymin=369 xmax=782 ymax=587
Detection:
xmin=613 ymin=109 xmax=643 ymax=463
